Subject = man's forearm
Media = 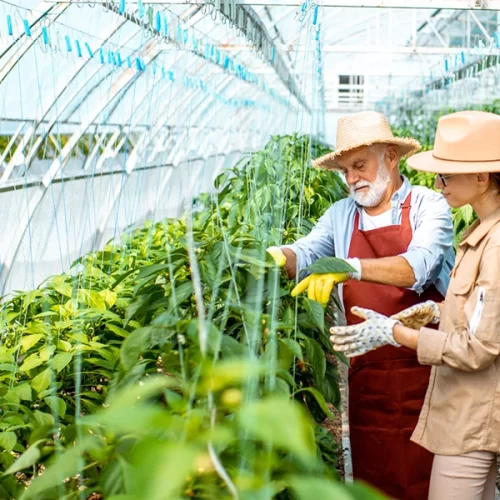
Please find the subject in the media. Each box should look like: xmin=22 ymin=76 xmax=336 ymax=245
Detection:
xmin=360 ymin=256 xmax=416 ymax=288
xmin=281 ymin=248 xmax=297 ymax=279
xmin=280 ymin=250 xmax=416 ymax=287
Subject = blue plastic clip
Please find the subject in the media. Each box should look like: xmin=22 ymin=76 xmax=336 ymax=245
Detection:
xmin=168 ymin=70 xmax=174 ymax=81
xmin=162 ymin=16 xmax=168 ymax=36
xmin=65 ymin=35 xmax=72 ymax=52
xmin=116 ymin=52 xmax=122 ymax=66
xmin=127 ymin=56 xmax=132 ymax=68
xmin=119 ymin=0 xmax=125 ymax=14
xmin=85 ymin=42 xmax=93 ymax=58
xmin=155 ymin=11 xmax=161 ymax=32
xmin=312 ymin=4 xmax=319 ymax=25
xmin=138 ymin=0 xmax=145 ymax=18
xmin=135 ymin=58 xmax=141 ymax=71
xmin=271 ymin=47 xmax=276 ymax=62
xmin=42 ymin=27 xmax=49 ymax=45
xmin=22 ymin=19 xmax=31 ymax=37
xmin=494 ymin=32 xmax=500 ymax=48
xmin=108 ymin=50 xmax=113 ymax=65
xmin=7 ymin=15 xmax=13 ymax=36
xmin=461 ymin=51 xmax=465 ymax=64
xmin=75 ymin=39 xmax=82 ymax=57
xmin=99 ymin=48 xmax=105 ymax=64
xmin=444 ymin=58 xmax=449 ymax=72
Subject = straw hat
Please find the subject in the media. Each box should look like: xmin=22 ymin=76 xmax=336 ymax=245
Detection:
xmin=407 ymin=111 xmax=500 ymax=174
xmin=313 ymin=111 xmax=421 ymax=170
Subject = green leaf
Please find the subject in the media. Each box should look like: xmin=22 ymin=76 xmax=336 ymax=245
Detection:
xmin=34 ymin=410 xmax=55 ymax=428
xmin=19 ymin=354 xmax=44 ymax=372
xmin=288 ymin=477 xmax=355 ymax=500
xmin=39 ymin=345 xmax=56 ymax=361
xmin=21 ymin=334 xmax=44 ymax=352
xmin=129 ymin=441 xmax=200 ymax=500
xmin=304 ymin=299 xmax=325 ymax=331
xmin=31 ymin=369 xmax=52 ymax=394
xmin=49 ymin=276 xmax=73 ymax=298
xmin=13 ymin=383 xmax=32 ymax=401
xmin=279 ymin=338 xmax=304 ymax=362
xmin=137 ymin=263 xmax=170 ymax=280
xmin=0 ymin=432 xmax=17 ymax=452
xmin=169 ymin=281 xmax=193 ymax=308
xmin=52 ymin=352 xmax=73 ymax=373
xmin=100 ymin=289 xmax=117 ymax=308
xmin=107 ymin=324 xmax=129 ymax=338
xmin=4 ymin=440 xmax=43 ymax=475
xmin=44 ymin=396 xmax=67 ymax=418
xmin=19 ymin=438 xmax=96 ymax=499
xmin=77 ymin=289 xmax=106 ymax=310
xmin=303 ymin=337 xmax=326 ymax=382
xmin=238 ymin=397 xmax=316 ymax=463
xmin=305 ymin=257 xmax=356 ymax=275
xmin=120 ymin=328 xmax=151 ymax=371
xmin=294 ymin=387 xmax=334 ymax=419
xmin=204 ymin=360 xmax=264 ymax=392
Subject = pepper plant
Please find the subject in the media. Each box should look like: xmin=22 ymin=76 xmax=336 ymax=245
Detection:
xmin=0 ymin=135 xmax=384 ymax=500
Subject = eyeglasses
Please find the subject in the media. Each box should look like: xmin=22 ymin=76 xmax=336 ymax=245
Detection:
xmin=436 ymin=174 xmax=455 ymax=187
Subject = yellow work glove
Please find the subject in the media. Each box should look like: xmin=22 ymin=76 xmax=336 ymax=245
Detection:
xmin=290 ymin=257 xmax=362 ymax=307
xmin=291 ymin=272 xmax=349 ymax=307
xmin=266 ymin=246 xmax=287 ymax=267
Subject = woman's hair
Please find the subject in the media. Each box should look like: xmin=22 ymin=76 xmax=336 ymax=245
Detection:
xmin=489 ymin=173 xmax=500 ymax=195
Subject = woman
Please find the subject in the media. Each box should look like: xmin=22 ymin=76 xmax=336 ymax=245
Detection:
xmin=330 ymin=110 xmax=500 ymax=500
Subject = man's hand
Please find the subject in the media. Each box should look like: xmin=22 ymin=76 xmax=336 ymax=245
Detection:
xmin=329 ymin=307 xmax=401 ymax=357
xmin=266 ymin=246 xmax=287 ymax=267
xmin=291 ymin=272 xmax=349 ymax=307
xmin=390 ymin=300 xmax=441 ymax=330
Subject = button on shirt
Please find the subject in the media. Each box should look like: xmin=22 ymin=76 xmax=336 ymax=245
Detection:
xmin=283 ymin=176 xmax=455 ymax=302
xmin=412 ymin=208 xmax=500 ymax=455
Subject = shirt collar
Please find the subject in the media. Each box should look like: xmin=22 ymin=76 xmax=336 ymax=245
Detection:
xmin=459 ymin=207 xmax=500 ymax=248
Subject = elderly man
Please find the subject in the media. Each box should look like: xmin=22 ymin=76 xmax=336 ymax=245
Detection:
xmin=267 ymin=112 xmax=455 ymax=500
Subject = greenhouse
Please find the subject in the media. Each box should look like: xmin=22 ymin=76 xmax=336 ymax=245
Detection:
xmin=1 ymin=0 xmax=500 ymax=498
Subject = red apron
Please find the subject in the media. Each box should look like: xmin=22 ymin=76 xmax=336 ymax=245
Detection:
xmin=343 ymin=193 xmax=443 ymax=500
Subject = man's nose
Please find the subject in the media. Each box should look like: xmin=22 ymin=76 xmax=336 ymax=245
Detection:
xmin=345 ymin=170 xmax=359 ymax=185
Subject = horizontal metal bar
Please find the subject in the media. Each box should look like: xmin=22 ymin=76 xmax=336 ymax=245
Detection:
xmin=223 ymin=44 xmax=500 ymax=55
xmin=0 ymin=150 xmax=248 ymax=194
xmin=46 ymin=0 xmax=499 ymax=8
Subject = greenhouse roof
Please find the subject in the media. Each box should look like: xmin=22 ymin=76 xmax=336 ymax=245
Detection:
xmin=1 ymin=0 xmax=500 ymax=293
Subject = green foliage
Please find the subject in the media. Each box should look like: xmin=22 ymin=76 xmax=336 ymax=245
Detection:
xmin=0 ymin=135 xmax=382 ymax=499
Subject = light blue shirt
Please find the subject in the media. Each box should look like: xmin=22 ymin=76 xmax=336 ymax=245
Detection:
xmin=283 ymin=176 xmax=455 ymax=302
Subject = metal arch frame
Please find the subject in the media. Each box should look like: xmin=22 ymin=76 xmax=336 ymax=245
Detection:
xmin=2 ymin=18 xmax=134 ymax=181
xmin=135 ymin=70 xmax=246 ymax=169
xmin=93 ymin=68 xmax=268 ymax=249
xmin=0 ymin=1 xmax=69 ymax=84
xmin=0 ymin=123 xmax=24 ymax=170
xmin=0 ymin=41 xmax=163 ymax=291
xmin=91 ymin=65 xmax=237 ymax=248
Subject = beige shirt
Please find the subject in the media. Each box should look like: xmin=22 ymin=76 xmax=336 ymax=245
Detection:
xmin=411 ymin=208 xmax=500 ymax=456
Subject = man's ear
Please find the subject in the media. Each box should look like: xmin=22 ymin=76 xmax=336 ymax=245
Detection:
xmin=386 ymin=145 xmax=399 ymax=170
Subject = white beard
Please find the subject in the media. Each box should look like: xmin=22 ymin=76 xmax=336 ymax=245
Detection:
xmin=349 ymin=160 xmax=391 ymax=207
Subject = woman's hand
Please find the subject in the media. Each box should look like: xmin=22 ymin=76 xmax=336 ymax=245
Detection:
xmin=390 ymin=300 xmax=441 ymax=329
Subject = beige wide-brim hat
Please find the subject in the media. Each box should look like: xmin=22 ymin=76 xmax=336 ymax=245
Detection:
xmin=407 ymin=111 xmax=500 ymax=174
xmin=313 ymin=111 xmax=421 ymax=170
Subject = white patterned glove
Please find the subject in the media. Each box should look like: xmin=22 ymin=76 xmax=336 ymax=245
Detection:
xmin=390 ymin=300 xmax=441 ymax=330
xmin=329 ymin=307 xmax=401 ymax=358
